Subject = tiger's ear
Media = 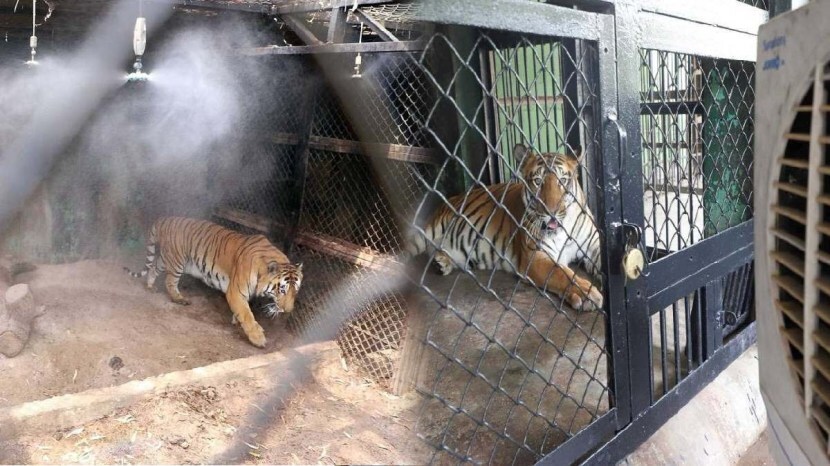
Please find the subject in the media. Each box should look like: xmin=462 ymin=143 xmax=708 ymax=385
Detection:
xmin=296 ymin=262 xmax=303 ymax=272
xmin=573 ymin=145 xmax=584 ymax=162
xmin=267 ymin=261 xmax=280 ymax=275
xmin=513 ymin=144 xmax=530 ymax=165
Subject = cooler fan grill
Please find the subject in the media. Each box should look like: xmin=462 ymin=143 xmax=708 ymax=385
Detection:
xmin=771 ymin=65 xmax=830 ymax=445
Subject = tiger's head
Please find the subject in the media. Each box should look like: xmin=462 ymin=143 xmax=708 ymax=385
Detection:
xmin=257 ymin=261 xmax=303 ymax=317
xmin=514 ymin=143 xmax=587 ymax=238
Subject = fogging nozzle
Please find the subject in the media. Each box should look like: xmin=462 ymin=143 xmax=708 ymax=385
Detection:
xmin=133 ymin=17 xmax=146 ymax=56
xmin=352 ymin=53 xmax=362 ymax=79
xmin=25 ymin=35 xmax=38 ymax=66
xmin=126 ymin=17 xmax=149 ymax=83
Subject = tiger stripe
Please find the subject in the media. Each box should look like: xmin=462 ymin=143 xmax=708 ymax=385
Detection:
xmin=125 ymin=217 xmax=303 ymax=347
xmin=404 ymin=144 xmax=603 ymax=312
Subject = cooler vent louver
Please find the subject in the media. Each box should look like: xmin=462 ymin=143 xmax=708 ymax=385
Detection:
xmin=770 ymin=64 xmax=830 ymax=446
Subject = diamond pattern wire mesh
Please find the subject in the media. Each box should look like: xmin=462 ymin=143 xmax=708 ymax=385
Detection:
xmin=311 ymin=53 xmax=431 ymax=147
xmin=399 ymin=29 xmax=610 ymax=464
xmin=285 ymin=51 xmax=435 ymax=386
xmin=639 ymin=49 xmax=755 ymax=262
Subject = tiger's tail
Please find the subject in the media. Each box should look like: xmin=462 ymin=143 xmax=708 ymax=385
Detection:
xmin=124 ymin=222 xmax=159 ymax=278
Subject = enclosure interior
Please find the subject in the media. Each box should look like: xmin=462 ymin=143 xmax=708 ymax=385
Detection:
xmin=0 ymin=1 xmax=760 ymax=465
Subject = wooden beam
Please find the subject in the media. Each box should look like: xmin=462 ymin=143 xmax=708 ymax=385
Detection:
xmin=281 ymin=13 xmax=323 ymax=46
xmin=294 ymin=231 xmax=402 ymax=273
xmin=308 ymin=136 xmax=436 ymax=164
xmin=346 ymin=16 xmax=426 ymax=33
xmin=270 ymin=0 xmax=391 ymax=15
xmin=213 ymin=207 xmax=402 ymax=273
xmin=326 ymin=6 xmax=347 ymax=43
xmin=353 ymin=8 xmax=399 ymax=42
xmin=240 ymin=39 xmax=424 ymax=55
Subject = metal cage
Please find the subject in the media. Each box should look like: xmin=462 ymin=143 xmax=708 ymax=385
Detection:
xmin=216 ymin=0 xmax=766 ymax=464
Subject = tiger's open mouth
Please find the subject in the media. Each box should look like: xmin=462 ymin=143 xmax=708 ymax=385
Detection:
xmin=541 ymin=217 xmax=561 ymax=232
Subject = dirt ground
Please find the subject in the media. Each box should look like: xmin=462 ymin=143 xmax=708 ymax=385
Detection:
xmin=0 ymin=259 xmax=432 ymax=464
xmin=0 ymin=260 xmax=297 ymax=408
xmin=0 ymin=342 xmax=429 ymax=464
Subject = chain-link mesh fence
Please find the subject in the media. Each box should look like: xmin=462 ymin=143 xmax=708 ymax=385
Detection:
xmin=394 ymin=27 xmax=611 ymax=464
xmin=639 ymin=49 xmax=755 ymax=261
xmin=639 ymin=48 xmax=755 ymax=404
xmin=212 ymin=4 xmax=759 ymax=464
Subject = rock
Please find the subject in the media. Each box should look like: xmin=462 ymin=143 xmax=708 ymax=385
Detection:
xmin=0 ymin=284 xmax=37 ymax=357
xmin=109 ymin=356 xmax=124 ymax=371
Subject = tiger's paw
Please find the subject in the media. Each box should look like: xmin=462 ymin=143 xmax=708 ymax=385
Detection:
xmin=568 ymin=287 xmax=603 ymax=312
xmin=246 ymin=325 xmax=266 ymax=348
xmin=172 ymin=297 xmax=191 ymax=306
xmin=434 ymin=252 xmax=454 ymax=276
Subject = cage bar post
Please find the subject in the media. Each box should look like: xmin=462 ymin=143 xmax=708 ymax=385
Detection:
xmin=448 ymin=25 xmax=490 ymax=189
xmin=614 ymin=0 xmax=652 ymax=420
xmin=702 ymin=279 xmax=724 ymax=359
xmin=285 ymin=78 xmax=318 ymax=253
xmin=478 ymin=46 xmax=500 ymax=184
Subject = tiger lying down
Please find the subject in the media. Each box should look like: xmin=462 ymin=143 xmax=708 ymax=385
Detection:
xmin=404 ymin=144 xmax=603 ymax=312
xmin=125 ymin=217 xmax=302 ymax=347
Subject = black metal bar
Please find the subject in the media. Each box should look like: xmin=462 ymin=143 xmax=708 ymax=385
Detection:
xmin=684 ymin=294 xmax=693 ymax=375
xmin=672 ymin=300 xmax=681 ymax=386
xmin=562 ymin=39 xmax=583 ymax=157
xmin=702 ymin=279 xmax=725 ymax=358
xmin=595 ymin=14 xmax=631 ymax=430
xmin=648 ymin=237 xmax=754 ymax=312
xmin=240 ymin=40 xmax=425 ymax=56
xmin=579 ymin=322 xmax=757 ymax=465
xmin=659 ymin=307 xmax=668 ymax=396
xmin=647 ymin=220 xmax=753 ymax=298
xmin=640 ymin=100 xmax=704 ymax=117
xmin=478 ymin=46 xmax=500 ymax=185
xmin=418 ymin=0 xmax=605 ymax=41
xmin=613 ymin=0 xmax=652 ymax=420
xmin=649 ymin=246 xmax=752 ymax=315
xmin=535 ymin=410 xmax=617 ymax=466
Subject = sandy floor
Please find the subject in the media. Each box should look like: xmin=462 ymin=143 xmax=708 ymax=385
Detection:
xmin=0 ymin=342 xmax=429 ymax=464
xmin=0 ymin=260 xmax=296 ymax=408
xmin=0 ymin=259 xmax=433 ymax=464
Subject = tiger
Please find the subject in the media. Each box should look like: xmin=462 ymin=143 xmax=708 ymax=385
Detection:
xmin=404 ymin=144 xmax=603 ymax=311
xmin=124 ymin=216 xmax=303 ymax=347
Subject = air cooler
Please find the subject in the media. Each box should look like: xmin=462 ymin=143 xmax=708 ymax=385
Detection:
xmin=757 ymin=2 xmax=830 ymax=465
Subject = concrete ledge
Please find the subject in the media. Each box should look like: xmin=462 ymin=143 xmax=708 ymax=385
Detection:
xmin=0 ymin=341 xmax=332 ymax=441
xmin=620 ymin=345 xmax=765 ymax=466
